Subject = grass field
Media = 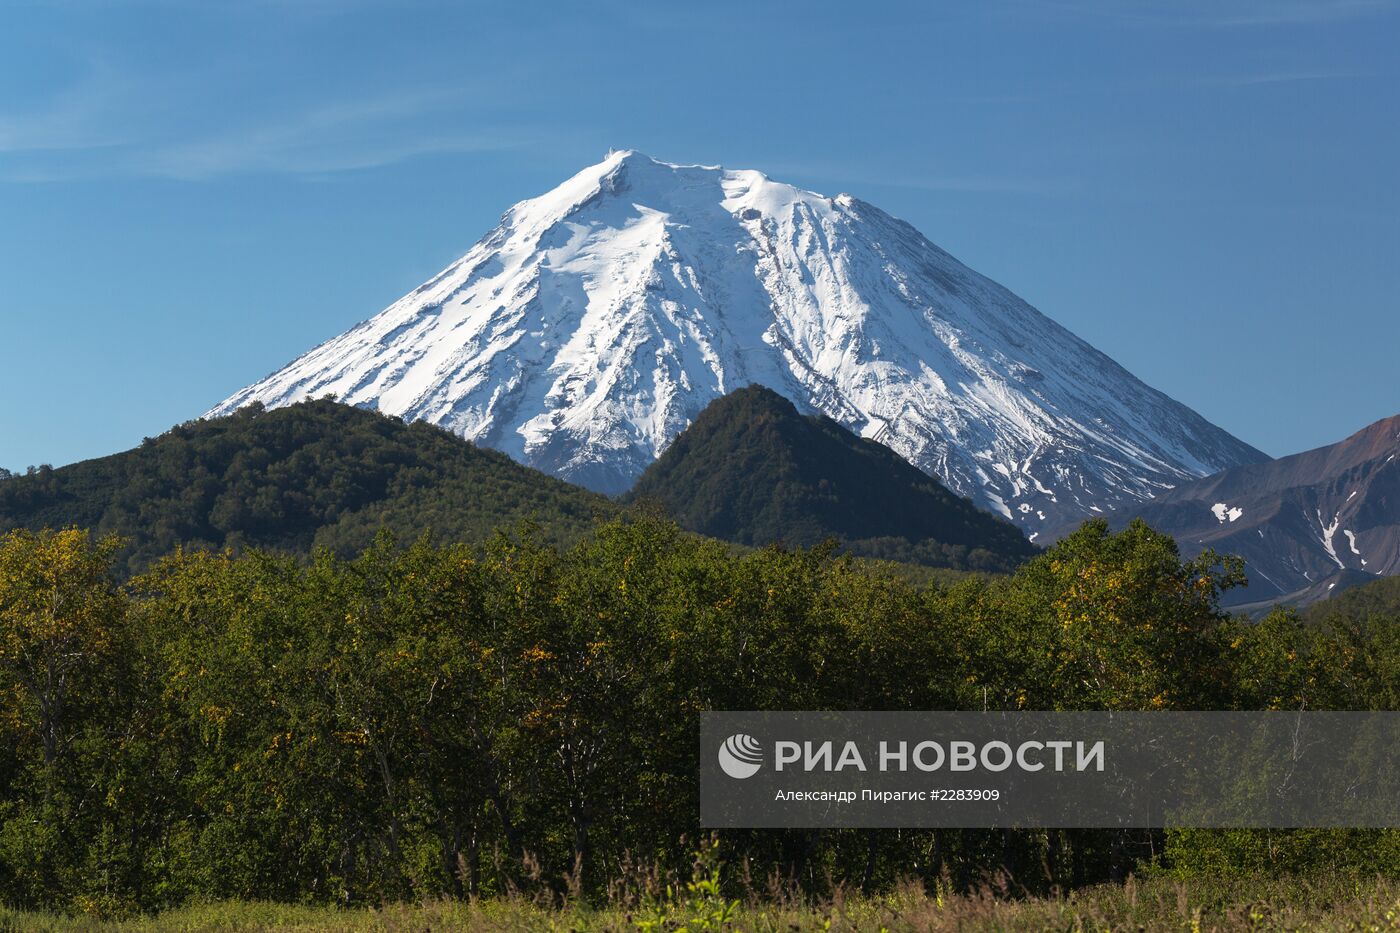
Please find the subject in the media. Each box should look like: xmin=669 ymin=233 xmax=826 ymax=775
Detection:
xmin=1 ymin=874 xmax=1397 ymax=932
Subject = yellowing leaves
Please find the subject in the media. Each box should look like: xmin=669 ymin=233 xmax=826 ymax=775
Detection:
xmin=200 ymin=704 xmax=233 ymax=725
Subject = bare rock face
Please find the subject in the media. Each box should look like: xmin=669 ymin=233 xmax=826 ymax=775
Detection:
xmin=1100 ymin=413 xmax=1400 ymax=605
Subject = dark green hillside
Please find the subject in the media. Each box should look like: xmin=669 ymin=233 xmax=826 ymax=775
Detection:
xmin=1304 ymin=573 xmax=1400 ymax=626
xmin=627 ymin=385 xmax=1036 ymax=572
xmin=0 ymin=399 xmax=611 ymax=573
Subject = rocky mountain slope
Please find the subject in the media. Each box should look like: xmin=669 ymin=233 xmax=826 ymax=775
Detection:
xmin=1106 ymin=413 xmax=1400 ymax=605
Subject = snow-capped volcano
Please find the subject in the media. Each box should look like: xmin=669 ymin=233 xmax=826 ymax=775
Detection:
xmin=209 ymin=150 xmax=1266 ymax=533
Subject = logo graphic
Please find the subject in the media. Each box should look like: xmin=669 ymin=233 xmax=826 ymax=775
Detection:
xmin=718 ymin=733 xmax=764 ymax=779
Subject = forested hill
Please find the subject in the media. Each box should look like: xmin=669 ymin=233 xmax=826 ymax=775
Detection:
xmin=1304 ymin=573 xmax=1400 ymax=626
xmin=627 ymin=385 xmax=1038 ymax=573
xmin=0 ymin=399 xmax=611 ymax=573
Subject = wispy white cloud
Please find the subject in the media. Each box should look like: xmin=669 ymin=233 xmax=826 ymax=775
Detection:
xmin=996 ymin=0 xmax=1395 ymax=28
xmin=0 ymin=61 xmax=134 ymax=154
xmin=947 ymin=92 xmax=1043 ymax=105
xmin=1190 ymin=70 xmax=1367 ymax=87
xmin=861 ymin=173 xmax=1074 ymax=196
xmin=1200 ymin=0 xmax=1393 ymax=26
xmin=136 ymin=87 xmax=525 ymax=180
xmin=764 ymin=158 xmax=1073 ymax=198
xmin=0 ymin=67 xmax=532 ymax=181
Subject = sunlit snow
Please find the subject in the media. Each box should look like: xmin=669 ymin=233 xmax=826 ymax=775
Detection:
xmin=1211 ymin=502 xmax=1244 ymax=523
xmin=207 ymin=150 xmax=1263 ymax=527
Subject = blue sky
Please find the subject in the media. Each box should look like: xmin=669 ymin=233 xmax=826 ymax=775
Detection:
xmin=2 ymin=0 xmax=1397 ymax=470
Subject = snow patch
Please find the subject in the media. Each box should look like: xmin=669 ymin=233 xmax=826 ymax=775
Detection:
xmin=1317 ymin=510 xmax=1345 ymax=570
xmin=1211 ymin=502 xmax=1243 ymax=523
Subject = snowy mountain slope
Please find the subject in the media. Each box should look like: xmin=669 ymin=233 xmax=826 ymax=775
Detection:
xmin=209 ymin=150 xmax=1266 ymax=533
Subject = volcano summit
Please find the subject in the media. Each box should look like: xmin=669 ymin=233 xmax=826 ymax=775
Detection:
xmin=210 ymin=151 xmax=1265 ymax=534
